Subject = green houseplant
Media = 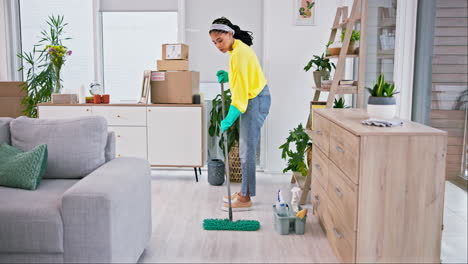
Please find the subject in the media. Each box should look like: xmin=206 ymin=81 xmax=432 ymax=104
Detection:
xmin=304 ymin=53 xmax=336 ymax=88
xmin=17 ymin=15 xmax=71 ymax=117
xmin=333 ymin=97 xmax=350 ymax=108
xmin=340 ymin=29 xmax=360 ymax=54
xmin=366 ymin=73 xmax=399 ymax=119
xmin=279 ymin=123 xmax=311 ymax=177
xmin=208 ymin=89 xmax=242 ymax=181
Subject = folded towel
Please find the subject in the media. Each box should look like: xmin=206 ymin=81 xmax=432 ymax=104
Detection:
xmin=362 ymin=118 xmax=403 ymax=127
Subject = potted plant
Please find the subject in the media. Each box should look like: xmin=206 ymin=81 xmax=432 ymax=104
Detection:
xmin=328 ymin=41 xmax=342 ymax=56
xmin=366 ymin=73 xmax=399 ymax=119
xmin=208 ymin=89 xmax=242 ymax=182
xmin=304 ymin=53 xmax=336 ymax=88
xmin=340 ymin=29 xmax=360 ymax=54
xmin=333 ymin=97 xmax=350 ymax=108
xmin=17 ymin=15 xmax=72 ymax=117
xmin=279 ymin=123 xmax=311 ymax=178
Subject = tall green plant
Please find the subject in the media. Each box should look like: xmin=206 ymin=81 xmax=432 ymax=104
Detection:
xmin=279 ymin=123 xmax=310 ymax=176
xmin=208 ymin=89 xmax=240 ymax=156
xmin=366 ymin=73 xmax=399 ymax=97
xmin=17 ymin=15 xmax=71 ymax=117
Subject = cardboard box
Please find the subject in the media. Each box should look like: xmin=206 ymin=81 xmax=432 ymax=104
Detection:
xmin=51 ymin=94 xmax=78 ymax=104
xmin=157 ymin=60 xmax=189 ymax=71
xmin=150 ymin=71 xmax=199 ymax=104
xmin=162 ymin=43 xmax=189 ymax=60
xmin=0 ymin=81 xmax=26 ymax=117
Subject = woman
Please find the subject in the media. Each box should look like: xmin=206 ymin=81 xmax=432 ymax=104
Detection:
xmin=209 ymin=17 xmax=271 ymax=211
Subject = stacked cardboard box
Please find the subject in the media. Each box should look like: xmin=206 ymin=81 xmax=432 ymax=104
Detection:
xmin=151 ymin=43 xmax=200 ymax=104
xmin=0 ymin=82 xmax=26 ymax=117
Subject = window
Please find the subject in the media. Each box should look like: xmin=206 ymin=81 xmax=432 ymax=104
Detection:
xmin=19 ymin=0 xmax=94 ymax=92
xmin=101 ymin=12 xmax=177 ymax=102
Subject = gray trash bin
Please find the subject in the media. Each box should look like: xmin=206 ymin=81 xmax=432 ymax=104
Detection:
xmin=208 ymin=159 xmax=225 ymax=185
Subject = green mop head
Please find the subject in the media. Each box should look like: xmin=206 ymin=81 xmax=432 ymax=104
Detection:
xmin=203 ymin=218 xmax=260 ymax=231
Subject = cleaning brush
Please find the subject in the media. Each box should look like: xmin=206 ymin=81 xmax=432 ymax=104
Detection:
xmin=203 ymin=219 xmax=260 ymax=231
xmin=202 ymin=81 xmax=260 ymax=232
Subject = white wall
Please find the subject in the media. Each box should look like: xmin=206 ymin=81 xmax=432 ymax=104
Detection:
xmin=262 ymin=0 xmax=340 ymax=173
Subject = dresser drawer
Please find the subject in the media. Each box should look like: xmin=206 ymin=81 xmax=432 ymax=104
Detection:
xmin=312 ymin=146 xmax=329 ymax=189
xmin=38 ymin=106 xmax=92 ymax=119
xmin=329 ymin=122 xmax=360 ymax=184
xmin=311 ymin=176 xmax=331 ymax=231
xmin=92 ymin=106 xmax=146 ymax=126
xmin=328 ymin=161 xmax=358 ymax=232
xmin=327 ymin=200 xmax=356 ymax=263
xmin=312 ymin=113 xmax=330 ymax=155
xmin=108 ymin=126 xmax=147 ymax=159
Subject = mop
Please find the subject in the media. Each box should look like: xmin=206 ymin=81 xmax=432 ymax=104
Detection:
xmin=202 ymin=82 xmax=260 ymax=231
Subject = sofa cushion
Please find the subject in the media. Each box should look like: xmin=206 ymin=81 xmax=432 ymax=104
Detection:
xmin=0 ymin=118 xmax=13 ymax=145
xmin=10 ymin=116 xmax=107 ymax=179
xmin=0 ymin=143 xmax=48 ymax=190
xmin=0 ymin=179 xmax=78 ymax=253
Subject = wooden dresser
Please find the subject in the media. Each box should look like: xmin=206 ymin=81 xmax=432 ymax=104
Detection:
xmin=310 ymin=109 xmax=447 ymax=263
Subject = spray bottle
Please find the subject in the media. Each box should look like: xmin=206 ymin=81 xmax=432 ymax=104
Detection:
xmin=291 ymin=187 xmax=302 ymax=213
xmin=275 ymin=189 xmax=287 ymax=216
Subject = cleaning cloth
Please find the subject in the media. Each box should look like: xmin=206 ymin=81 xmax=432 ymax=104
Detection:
xmin=362 ymin=118 xmax=403 ymax=127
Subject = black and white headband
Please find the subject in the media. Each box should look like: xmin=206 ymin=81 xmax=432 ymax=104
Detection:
xmin=210 ymin=24 xmax=235 ymax=34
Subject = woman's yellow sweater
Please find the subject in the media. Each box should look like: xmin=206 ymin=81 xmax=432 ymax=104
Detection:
xmin=228 ymin=39 xmax=267 ymax=113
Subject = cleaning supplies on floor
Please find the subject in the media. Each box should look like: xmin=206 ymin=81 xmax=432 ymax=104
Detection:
xmin=273 ymin=204 xmax=307 ymax=235
xmin=290 ymin=187 xmax=301 ymax=213
xmin=275 ymin=189 xmax=288 ymax=216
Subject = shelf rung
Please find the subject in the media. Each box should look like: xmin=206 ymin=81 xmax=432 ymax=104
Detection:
xmin=313 ymin=86 xmax=358 ymax=94
xmin=325 ymin=54 xmax=359 ymax=59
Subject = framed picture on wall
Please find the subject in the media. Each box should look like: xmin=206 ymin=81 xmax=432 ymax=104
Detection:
xmin=294 ymin=0 xmax=316 ymax=26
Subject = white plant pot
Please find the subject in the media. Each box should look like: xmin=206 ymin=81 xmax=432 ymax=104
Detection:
xmin=367 ymin=96 xmax=396 ymax=119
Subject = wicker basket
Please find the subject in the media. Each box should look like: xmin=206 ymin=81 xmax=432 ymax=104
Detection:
xmin=228 ymin=143 xmax=242 ymax=183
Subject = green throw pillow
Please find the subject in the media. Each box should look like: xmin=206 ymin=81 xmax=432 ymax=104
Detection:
xmin=0 ymin=143 xmax=48 ymax=190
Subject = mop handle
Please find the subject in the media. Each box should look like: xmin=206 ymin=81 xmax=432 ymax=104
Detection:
xmin=220 ymin=83 xmax=233 ymax=221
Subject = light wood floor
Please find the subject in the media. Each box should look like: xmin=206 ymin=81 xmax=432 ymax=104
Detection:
xmin=138 ymin=169 xmax=468 ymax=263
xmin=138 ymin=169 xmax=338 ymax=263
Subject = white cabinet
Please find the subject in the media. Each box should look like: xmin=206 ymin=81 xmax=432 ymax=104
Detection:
xmin=37 ymin=104 xmax=204 ymax=167
xmin=108 ymin=126 xmax=147 ymax=159
xmin=147 ymin=106 xmax=203 ymax=166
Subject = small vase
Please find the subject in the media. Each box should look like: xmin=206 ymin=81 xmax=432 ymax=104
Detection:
xmin=347 ymin=40 xmax=355 ymax=54
xmin=313 ymin=71 xmax=322 ymax=88
xmin=53 ymin=65 xmax=62 ymax=94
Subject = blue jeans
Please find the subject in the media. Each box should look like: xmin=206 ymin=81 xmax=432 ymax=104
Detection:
xmin=239 ymin=85 xmax=271 ymax=197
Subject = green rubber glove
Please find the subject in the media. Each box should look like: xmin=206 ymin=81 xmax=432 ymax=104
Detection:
xmin=221 ymin=105 xmax=241 ymax=132
xmin=216 ymin=70 xmax=229 ymax=83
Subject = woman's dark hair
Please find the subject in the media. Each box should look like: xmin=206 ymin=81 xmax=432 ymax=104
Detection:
xmin=210 ymin=17 xmax=253 ymax=46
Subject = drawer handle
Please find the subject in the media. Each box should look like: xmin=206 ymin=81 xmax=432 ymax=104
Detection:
xmin=335 ymin=146 xmax=344 ymax=153
xmin=314 ymin=163 xmax=321 ymax=170
xmin=315 ymin=130 xmax=322 ymax=135
xmin=117 ymin=135 xmax=121 ymax=138
xmin=86 ymin=109 xmax=90 ymax=112
xmin=148 ymin=109 xmax=151 ymax=112
xmin=334 ymin=187 xmax=343 ymax=198
xmin=314 ymin=195 xmax=320 ymax=205
xmin=117 ymin=154 xmax=121 ymax=157
xmin=333 ymin=228 xmax=344 ymax=239
xmin=117 ymin=115 xmax=121 ymax=118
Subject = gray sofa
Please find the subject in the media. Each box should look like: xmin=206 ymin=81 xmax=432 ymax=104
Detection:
xmin=0 ymin=116 xmax=152 ymax=263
